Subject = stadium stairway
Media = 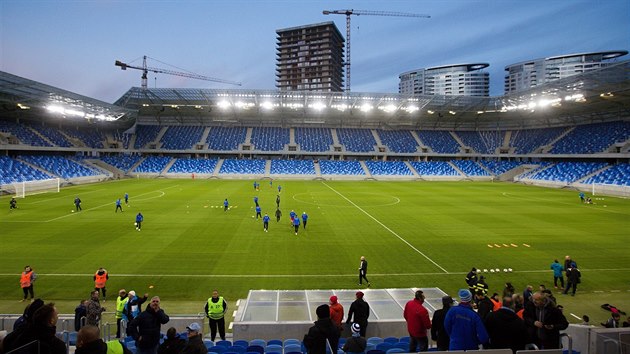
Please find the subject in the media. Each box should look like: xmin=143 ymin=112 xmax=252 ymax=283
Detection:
xmin=546 ymin=126 xmax=575 ymax=151
xmin=574 ymin=164 xmax=612 ymax=184
xmin=245 ymin=128 xmax=253 ymax=144
xmin=447 ymin=161 xmax=466 ymax=178
xmin=358 ymin=161 xmax=374 ymax=179
xmin=409 ymin=131 xmax=428 ymax=151
xmin=200 ymin=127 xmax=212 ymax=146
xmin=265 ymin=160 xmax=272 ymax=175
xmin=313 ymin=161 xmax=322 ymax=177
xmin=403 ymin=161 xmax=420 ymax=178
xmin=330 ymin=128 xmax=340 ymax=145
xmin=128 ymin=157 xmax=145 ymax=175
xmin=161 ymin=158 xmax=177 ymax=175
xmin=27 ymin=126 xmax=55 ymax=146
xmin=88 ymin=159 xmax=126 ymax=179
xmin=212 ymin=159 xmax=224 ymax=177
xmin=449 ymin=131 xmax=466 ymax=151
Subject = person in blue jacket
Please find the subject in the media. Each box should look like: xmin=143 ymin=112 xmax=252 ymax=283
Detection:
xmin=550 ymin=259 xmax=564 ymax=289
xmin=301 ymin=212 xmax=308 ymax=229
xmin=263 ymin=214 xmax=270 ymax=232
xmin=115 ymin=198 xmax=123 ymax=213
xmin=255 ymin=205 xmax=262 ymax=219
xmin=223 ymin=199 xmax=229 ymax=212
xmin=292 ymin=216 xmax=300 ymax=235
xmin=135 ymin=212 xmax=143 ymax=231
xmin=444 ymin=289 xmax=489 ymax=350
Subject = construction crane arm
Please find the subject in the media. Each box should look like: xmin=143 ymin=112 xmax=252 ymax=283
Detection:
xmin=323 ymin=9 xmax=430 ymax=18
xmin=115 ymin=57 xmax=241 ymax=87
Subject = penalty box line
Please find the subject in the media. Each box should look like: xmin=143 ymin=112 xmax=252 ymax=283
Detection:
xmin=322 ymin=182 xmax=449 ymax=274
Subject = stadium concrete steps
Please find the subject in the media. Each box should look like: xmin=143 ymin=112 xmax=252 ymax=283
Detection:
xmin=154 ymin=126 xmax=168 ymax=146
xmin=330 ymin=128 xmax=340 ymax=145
xmin=314 ymin=160 xmax=322 ymax=177
xmin=575 ymin=164 xmax=612 ymax=184
xmin=26 ymin=126 xmax=55 ymax=147
xmin=212 ymin=159 xmax=224 ymax=177
xmin=447 ymin=161 xmax=466 ymax=178
xmin=371 ymin=129 xmax=383 ymax=145
xmin=410 ymin=131 xmax=427 ymax=151
xmin=449 ymin=131 xmax=467 ymax=151
xmin=245 ymin=127 xmax=253 ymax=144
xmin=358 ymin=161 xmax=373 ymax=178
xmin=499 ymin=165 xmax=528 ymax=182
xmin=199 ymin=127 xmax=212 ymax=147
xmin=289 ymin=128 xmax=295 ymax=144
xmin=503 ymin=130 xmax=512 ymax=146
xmin=545 ymin=126 xmax=575 ymax=151
xmin=128 ymin=134 xmax=137 ymax=149
xmin=404 ymin=161 xmax=420 ymax=177
xmin=129 ymin=157 xmax=145 ymax=174
xmin=265 ymin=160 xmax=271 ymax=175
xmin=161 ymin=157 xmax=177 ymax=174
xmin=15 ymin=157 xmax=60 ymax=179
xmin=87 ymin=159 xmax=125 ymax=178
xmin=59 ymin=130 xmax=86 ymax=148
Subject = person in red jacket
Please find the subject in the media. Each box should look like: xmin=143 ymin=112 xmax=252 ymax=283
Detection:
xmin=403 ymin=290 xmax=432 ymax=352
xmin=329 ymin=295 xmax=344 ymax=332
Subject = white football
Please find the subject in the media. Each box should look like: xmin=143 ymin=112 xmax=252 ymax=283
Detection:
xmin=490 ymin=269 xmax=495 ymax=273
xmin=483 ymin=269 xmax=488 ymax=272
xmin=71 ymin=210 xmax=74 ymax=213
xmin=495 ymin=268 xmax=500 ymax=272
xmin=503 ymin=269 xmax=508 ymax=272
xmin=508 ymin=268 xmax=513 ymax=272
xmin=134 ymin=222 xmax=137 ymax=226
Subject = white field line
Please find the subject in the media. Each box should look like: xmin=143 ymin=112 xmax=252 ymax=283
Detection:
xmin=0 ymin=268 xmax=628 ymax=278
xmin=11 ymin=185 xmax=178 ymax=223
xmin=322 ymin=182 xmax=449 ymax=274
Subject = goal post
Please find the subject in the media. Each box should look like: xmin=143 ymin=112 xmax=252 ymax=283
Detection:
xmin=11 ymin=178 xmax=60 ymax=198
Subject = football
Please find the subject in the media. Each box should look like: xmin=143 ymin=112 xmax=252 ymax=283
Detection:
xmin=134 ymin=222 xmax=138 ymax=226
xmin=71 ymin=210 xmax=74 ymax=213
xmin=490 ymin=269 xmax=495 ymax=273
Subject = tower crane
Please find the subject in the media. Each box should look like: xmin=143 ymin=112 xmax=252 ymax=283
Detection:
xmin=323 ymin=9 xmax=430 ymax=92
xmin=115 ymin=55 xmax=241 ymax=90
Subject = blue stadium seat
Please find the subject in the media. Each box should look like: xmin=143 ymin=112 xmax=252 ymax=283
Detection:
xmin=233 ymin=340 xmax=249 ymax=349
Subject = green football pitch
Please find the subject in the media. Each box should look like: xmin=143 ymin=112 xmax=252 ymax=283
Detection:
xmin=1 ymin=179 xmax=629 ymax=326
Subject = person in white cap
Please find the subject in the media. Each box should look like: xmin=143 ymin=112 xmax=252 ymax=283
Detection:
xmin=181 ymin=322 xmax=206 ymax=354
xmin=342 ymin=322 xmax=366 ymax=353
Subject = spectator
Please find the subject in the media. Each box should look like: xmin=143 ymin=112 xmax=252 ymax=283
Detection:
xmin=181 ymin=322 xmax=207 ymax=354
xmin=523 ymin=291 xmax=568 ymax=349
xmin=303 ymin=304 xmax=340 ymax=354
xmin=602 ymin=313 xmax=621 ymax=328
xmin=444 ymin=289 xmax=489 ymax=350
xmin=12 ymin=299 xmax=44 ymax=331
xmin=75 ymin=325 xmax=132 ymax=354
xmin=430 ymin=295 xmax=453 ymax=351
xmin=127 ymin=296 xmax=170 ymax=354
xmin=19 ymin=265 xmax=37 ymax=302
xmin=86 ymin=290 xmax=106 ymax=326
xmin=74 ymin=299 xmax=87 ymax=331
xmin=124 ymin=290 xmax=148 ymax=322
xmin=523 ymin=285 xmax=534 ymax=303
xmin=342 ymin=323 xmax=366 ymax=353
xmin=475 ymin=290 xmax=494 ymax=323
xmin=503 ymin=282 xmax=515 ymax=298
xmin=550 ymin=259 xmax=564 ymax=289
xmin=1 ymin=302 xmax=66 ymax=354
xmin=157 ymin=327 xmax=185 ymax=354
xmin=346 ymin=291 xmax=370 ymax=337
xmin=485 ymin=296 xmax=529 ymax=353
xmin=580 ymin=315 xmax=591 ymax=326
xmin=403 ymin=290 xmax=431 ymax=352
xmin=329 ymin=296 xmax=344 ymax=333
xmin=115 ymin=289 xmax=129 ymax=338
xmin=563 ymin=263 xmax=581 ymax=296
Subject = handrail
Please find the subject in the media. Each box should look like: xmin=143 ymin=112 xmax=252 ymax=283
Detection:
xmin=560 ymin=332 xmax=573 ymax=353
xmin=6 ymin=339 xmax=40 ymax=354
xmin=603 ymin=338 xmax=619 ymax=354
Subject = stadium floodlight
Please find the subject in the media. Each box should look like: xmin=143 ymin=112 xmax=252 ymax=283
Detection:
xmin=217 ymin=100 xmax=231 ymax=109
xmin=427 ymin=110 xmax=434 ymax=114
xmin=360 ymin=103 xmax=373 ymax=112
xmin=308 ymin=102 xmax=327 ymax=111
xmin=448 ymin=110 xmax=456 ymax=115
xmin=46 ymin=105 xmax=65 ymax=114
xmin=378 ymin=104 xmax=397 ymax=113
xmin=332 ymin=104 xmax=348 ymax=112
xmin=404 ymin=105 xmax=419 ymax=113
xmin=260 ymin=101 xmax=275 ymax=110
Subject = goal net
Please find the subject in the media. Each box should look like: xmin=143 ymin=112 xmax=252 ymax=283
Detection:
xmin=10 ymin=178 xmax=61 ymax=198
xmin=591 ymin=182 xmax=630 ymax=198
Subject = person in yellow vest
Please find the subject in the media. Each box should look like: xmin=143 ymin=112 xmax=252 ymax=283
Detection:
xmin=94 ymin=267 xmax=109 ymax=301
xmin=115 ymin=289 xmax=129 ymax=338
xmin=204 ymin=289 xmax=228 ymax=341
xmin=19 ymin=265 xmax=37 ymax=302
xmin=76 ymin=324 xmax=132 ymax=354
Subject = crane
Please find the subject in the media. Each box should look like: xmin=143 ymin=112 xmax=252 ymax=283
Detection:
xmin=115 ymin=55 xmax=241 ymax=90
xmin=323 ymin=9 xmax=430 ymax=92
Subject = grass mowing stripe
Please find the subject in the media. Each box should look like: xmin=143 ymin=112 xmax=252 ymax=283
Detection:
xmin=322 ymin=181 xmax=449 ymax=273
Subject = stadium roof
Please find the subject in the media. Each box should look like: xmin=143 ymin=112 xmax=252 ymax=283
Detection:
xmin=0 ymin=71 xmax=136 ymax=125
xmin=1 ymin=60 xmax=630 ymax=130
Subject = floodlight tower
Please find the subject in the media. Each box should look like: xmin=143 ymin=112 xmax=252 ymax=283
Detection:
xmin=115 ymin=55 xmax=241 ymax=89
xmin=323 ymin=9 xmax=430 ymax=92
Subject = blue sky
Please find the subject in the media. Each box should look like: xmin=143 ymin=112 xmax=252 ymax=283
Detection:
xmin=1 ymin=0 xmax=628 ymax=103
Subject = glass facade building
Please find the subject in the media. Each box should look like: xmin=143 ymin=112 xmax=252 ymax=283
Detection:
xmin=399 ymin=63 xmax=490 ymax=97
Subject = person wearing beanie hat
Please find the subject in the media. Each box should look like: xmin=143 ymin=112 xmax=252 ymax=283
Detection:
xmin=303 ymin=304 xmax=340 ymax=354
xmin=329 ymin=296 xmax=344 ymax=332
xmin=431 ymin=296 xmax=454 ymax=351
xmin=346 ymin=291 xmax=370 ymax=337
xmin=444 ymin=289 xmax=489 ymax=350
xmin=122 ymin=290 xmax=148 ymax=322
xmin=342 ymin=322 xmax=367 ymax=353
xmin=403 ymin=290 xmax=431 ymax=352
xmin=115 ymin=289 xmax=129 ymax=338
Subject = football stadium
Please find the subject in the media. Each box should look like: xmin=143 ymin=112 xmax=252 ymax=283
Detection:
xmin=2 ymin=11 xmax=630 ymax=354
